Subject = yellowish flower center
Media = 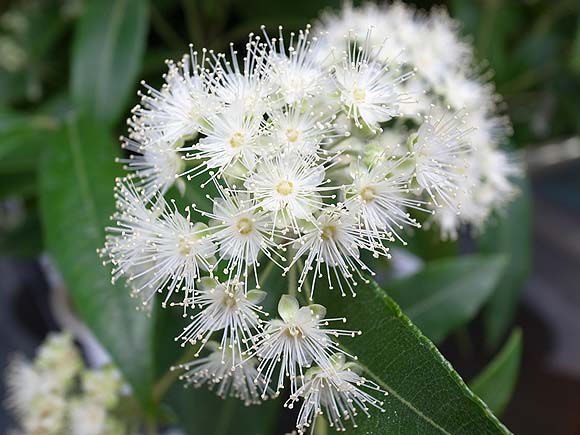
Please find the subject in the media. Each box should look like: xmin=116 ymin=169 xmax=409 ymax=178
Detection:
xmin=360 ymin=186 xmax=376 ymax=203
xmin=321 ymin=224 xmax=337 ymax=241
xmin=284 ymin=325 xmax=305 ymax=338
xmin=276 ymin=180 xmax=294 ymax=196
xmin=285 ymin=128 xmax=299 ymax=143
xmin=353 ymin=87 xmax=366 ymax=103
xmin=177 ymin=234 xmax=197 ymax=256
xmin=229 ymin=132 xmax=245 ymax=148
xmin=221 ymin=290 xmax=238 ymax=308
xmin=235 ymin=216 xmax=253 ymax=235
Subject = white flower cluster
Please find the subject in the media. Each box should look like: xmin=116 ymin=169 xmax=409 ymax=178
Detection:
xmin=5 ymin=333 xmax=126 ymax=435
xmin=318 ymin=2 xmax=521 ymax=238
xmin=101 ymin=3 xmax=520 ymax=432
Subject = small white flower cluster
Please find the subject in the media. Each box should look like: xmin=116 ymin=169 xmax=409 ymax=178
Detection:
xmin=318 ymin=2 xmax=521 ymax=239
xmin=5 ymin=333 xmax=125 ymax=435
xmin=101 ymin=3 xmax=520 ymax=432
xmin=173 ymin=293 xmax=386 ymax=433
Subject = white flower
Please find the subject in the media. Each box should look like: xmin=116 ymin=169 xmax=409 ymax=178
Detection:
xmin=82 ymin=366 xmax=123 ymax=409
xmin=441 ymin=72 xmax=492 ymax=112
xmin=263 ymin=25 xmax=328 ymax=105
xmin=35 ymin=332 xmax=82 ymax=388
xmin=412 ymin=108 xmax=472 ymax=209
xmin=345 ymin=156 xmax=426 ymax=245
xmin=286 ymin=354 xmax=386 ymax=434
xmin=119 ymin=131 xmax=185 ymax=198
xmin=333 ymin=34 xmax=411 ymax=131
xmin=244 ymin=151 xmax=335 ymax=231
xmin=251 ymin=295 xmax=359 ymax=395
xmin=177 ymin=341 xmax=269 ymax=405
xmin=6 ymin=357 xmax=66 ymax=435
xmin=189 ymin=104 xmax=264 ymax=173
xmin=68 ymin=399 xmax=107 ymax=435
xmin=25 ymin=393 xmax=67 ymax=435
xmin=477 ymin=145 xmax=520 ymax=199
xmin=267 ymin=104 xmax=335 ymax=155
xmin=103 ymin=181 xmax=216 ymax=312
xmin=176 ymin=278 xmax=266 ymax=362
xmin=288 ymin=206 xmax=380 ymax=298
xmin=202 ymin=192 xmax=285 ymax=288
xmin=408 ymin=10 xmax=471 ymax=88
xmin=209 ymin=39 xmax=272 ymax=114
xmin=131 ymin=51 xmax=211 ymax=146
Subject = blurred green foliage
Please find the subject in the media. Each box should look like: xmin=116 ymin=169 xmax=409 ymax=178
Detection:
xmin=451 ymin=0 xmax=580 ymax=146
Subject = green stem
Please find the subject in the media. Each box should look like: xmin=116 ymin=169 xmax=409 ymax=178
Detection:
xmin=152 ymin=346 xmax=198 ymax=402
xmin=288 ymin=263 xmax=297 ymax=297
xmin=313 ymin=415 xmax=329 ymax=435
xmin=257 ymin=259 xmax=276 ymax=287
xmin=298 ymin=259 xmax=312 ymax=301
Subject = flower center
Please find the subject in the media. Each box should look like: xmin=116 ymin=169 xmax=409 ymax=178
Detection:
xmin=284 ymin=325 xmax=305 ymax=339
xmin=229 ymin=132 xmax=245 ymax=148
xmin=221 ymin=291 xmax=238 ymax=309
xmin=235 ymin=216 xmax=253 ymax=235
xmin=285 ymin=128 xmax=299 ymax=143
xmin=276 ymin=180 xmax=294 ymax=196
xmin=353 ymin=87 xmax=366 ymax=103
xmin=321 ymin=224 xmax=337 ymax=241
xmin=177 ymin=234 xmax=197 ymax=256
xmin=360 ymin=186 xmax=376 ymax=203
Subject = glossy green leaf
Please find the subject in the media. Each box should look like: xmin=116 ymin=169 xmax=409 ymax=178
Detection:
xmin=38 ymin=114 xmax=155 ymax=409
xmin=316 ymin=278 xmax=510 ymax=434
xmin=471 ymin=329 xmax=522 ymax=417
xmin=387 ymin=255 xmax=507 ymax=344
xmin=71 ymin=0 xmax=149 ymax=125
xmin=479 ymin=178 xmax=532 ymax=348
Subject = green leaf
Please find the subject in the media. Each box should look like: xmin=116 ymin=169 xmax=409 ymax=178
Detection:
xmin=471 ymin=329 xmax=523 ymax=417
xmin=479 ymin=178 xmax=532 ymax=348
xmin=38 ymin=114 xmax=155 ymax=410
xmin=316 ymin=278 xmax=510 ymax=434
xmin=71 ymin=0 xmax=149 ymax=125
xmin=387 ymin=255 xmax=507 ymax=344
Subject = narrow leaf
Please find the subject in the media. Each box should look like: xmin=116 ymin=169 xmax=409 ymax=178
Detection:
xmin=471 ymin=329 xmax=522 ymax=416
xmin=387 ymin=255 xmax=507 ymax=343
xmin=39 ymin=114 xmax=155 ymax=409
xmin=316 ymin=278 xmax=511 ymax=434
xmin=479 ymin=178 xmax=532 ymax=348
xmin=71 ymin=0 xmax=149 ymax=125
